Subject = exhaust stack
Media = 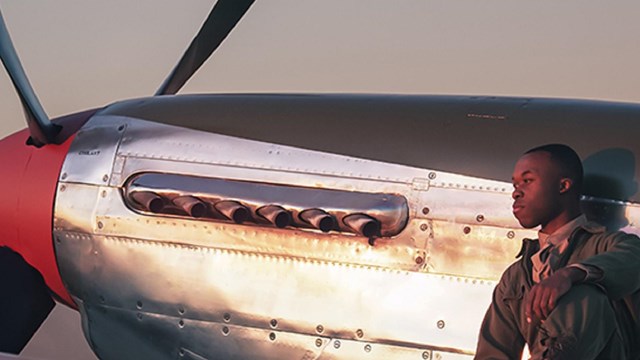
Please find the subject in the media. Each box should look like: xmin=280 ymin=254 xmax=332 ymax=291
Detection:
xmin=343 ymin=214 xmax=380 ymax=238
xmin=124 ymin=173 xmax=409 ymax=237
xmin=131 ymin=191 xmax=164 ymax=213
xmin=214 ymin=200 xmax=249 ymax=224
xmin=257 ymin=205 xmax=292 ymax=228
xmin=173 ymin=196 xmax=207 ymax=218
xmin=300 ymin=209 xmax=336 ymax=233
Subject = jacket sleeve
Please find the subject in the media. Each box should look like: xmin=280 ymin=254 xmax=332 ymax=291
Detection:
xmin=475 ymin=272 xmax=525 ymax=360
xmin=578 ymin=231 xmax=640 ymax=300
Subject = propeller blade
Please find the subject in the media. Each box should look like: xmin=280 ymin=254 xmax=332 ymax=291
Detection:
xmin=0 ymin=247 xmax=55 ymax=354
xmin=0 ymin=10 xmax=61 ymax=147
xmin=155 ymin=0 xmax=256 ymax=96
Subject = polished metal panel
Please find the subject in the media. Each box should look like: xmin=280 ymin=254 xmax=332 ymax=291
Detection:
xmin=54 ymin=115 xmax=559 ymax=359
xmin=59 ymin=119 xmax=126 ymax=185
xmin=58 ymin=228 xmax=493 ymax=359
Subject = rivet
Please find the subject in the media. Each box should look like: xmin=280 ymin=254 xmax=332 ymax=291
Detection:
xmin=364 ymin=344 xmax=372 ymax=352
xmin=55 ymin=237 xmax=61 ymax=244
xmin=222 ymin=326 xmax=229 ymax=335
xmin=178 ymin=319 xmax=185 ymax=328
xmin=422 ymin=351 xmax=431 ymax=359
xmin=435 ymin=354 xmax=442 ymax=360
xmin=334 ymin=340 xmax=341 ymax=349
xmin=507 ymin=231 xmax=515 ymax=239
xmin=269 ymin=332 xmax=276 ymax=341
xmin=421 ymin=207 xmax=430 ymax=215
xmin=476 ymin=214 xmax=485 ymax=222
xmin=102 ymin=175 xmax=109 ymax=182
xmin=101 ymin=190 xmax=107 ymax=198
xmin=178 ymin=306 xmax=185 ymax=315
xmin=270 ymin=319 xmax=278 ymax=328
xmin=61 ymin=173 xmax=67 ymax=180
xmin=437 ymin=320 xmax=445 ymax=329
xmin=99 ymin=296 xmax=105 ymax=303
xmin=315 ymin=338 xmax=323 ymax=347
xmin=420 ymin=223 xmax=428 ymax=231
xmin=60 ymin=185 xmax=66 ymax=192
xmin=316 ymin=324 xmax=324 ymax=334
xmin=415 ymin=256 xmax=424 ymax=265
xmin=136 ymin=301 xmax=143 ymax=309
xmin=136 ymin=313 xmax=143 ymax=320
xmin=178 ymin=349 xmax=185 ymax=357
xmin=223 ymin=313 xmax=231 ymax=322
xmin=97 ymin=221 xmax=104 ymax=229
xmin=118 ymin=125 xmax=125 ymax=131
xmin=428 ymin=172 xmax=437 ymax=180
xmin=356 ymin=329 xmax=364 ymax=338
xmin=463 ymin=226 xmax=471 ymax=234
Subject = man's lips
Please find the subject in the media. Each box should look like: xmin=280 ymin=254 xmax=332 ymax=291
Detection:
xmin=513 ymin=204 xmax=524 ymax=214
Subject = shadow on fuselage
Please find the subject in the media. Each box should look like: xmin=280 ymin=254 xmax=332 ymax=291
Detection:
xmin=582 ymin=148 xmax=637 ymax=231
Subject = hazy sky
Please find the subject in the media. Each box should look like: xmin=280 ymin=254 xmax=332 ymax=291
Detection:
xmin=2 ymin=1 xmax=640 ymax=359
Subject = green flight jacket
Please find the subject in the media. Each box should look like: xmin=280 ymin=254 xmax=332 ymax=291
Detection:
xmin=475 ymin=222 xmax=640 ymax=359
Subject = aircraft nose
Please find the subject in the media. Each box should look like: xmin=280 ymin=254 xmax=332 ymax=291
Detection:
xmin=0 ymin=109 xmax=96 ymax=353
xmin=0 ymin=129 xmax=32 ymax=250
xmin=0 ymin=128 xmax=62 ymax=353
xmin=0 ymin=127 xmax=75 ymax=307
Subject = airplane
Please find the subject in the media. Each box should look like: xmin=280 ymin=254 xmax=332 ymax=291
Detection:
xmin=2 ymin=1 xmax=640 ymax=359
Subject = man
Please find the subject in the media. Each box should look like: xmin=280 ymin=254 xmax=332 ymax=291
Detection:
xmin=475 ymin=144 xmax=640 ymax=359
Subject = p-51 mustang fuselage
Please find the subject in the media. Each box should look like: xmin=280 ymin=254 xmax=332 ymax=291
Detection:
xmin=4 ymin=94 xmax=640 ymax=359
xmin=2 ymin=2 xmax=640 ymax=359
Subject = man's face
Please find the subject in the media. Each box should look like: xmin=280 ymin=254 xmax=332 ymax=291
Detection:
xmin=511 ymin=151 xmax=563 ymax=230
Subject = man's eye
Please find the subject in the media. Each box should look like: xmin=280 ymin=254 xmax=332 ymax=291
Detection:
xmin=523 ymin=178 xmax=533 ymax=184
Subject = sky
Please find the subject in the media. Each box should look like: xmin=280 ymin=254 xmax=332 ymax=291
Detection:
xmin=1 ymin=0 xmax=640 ymax=359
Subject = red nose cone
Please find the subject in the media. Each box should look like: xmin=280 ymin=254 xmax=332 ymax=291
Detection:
xmin=0 ymin=129 xmax=31 ymax=249
xmin=0 ymin=128 xmax=76 ymax=306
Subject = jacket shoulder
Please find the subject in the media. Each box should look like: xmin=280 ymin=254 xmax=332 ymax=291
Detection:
xmin=577 ymin=227 xmax=640 ymax=251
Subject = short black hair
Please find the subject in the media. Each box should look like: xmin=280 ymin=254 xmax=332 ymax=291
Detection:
xmin=525 ymin=144 xmax=584 ymax=194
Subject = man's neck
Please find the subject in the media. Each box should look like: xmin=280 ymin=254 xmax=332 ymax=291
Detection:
xmin=540 ymin=209 xmax=583 ymax=235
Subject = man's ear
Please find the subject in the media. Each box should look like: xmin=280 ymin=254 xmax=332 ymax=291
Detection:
xmin=559 ymin=178 xmax=573 ymax=194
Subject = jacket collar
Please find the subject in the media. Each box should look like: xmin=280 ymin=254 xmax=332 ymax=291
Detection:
xmin=516 ymin=239 xmax=539 ymax=259
xmin=515 ymin=219 xmax=606 ymax=259
xmin=577 ymin=220 xmax=607 ymax=234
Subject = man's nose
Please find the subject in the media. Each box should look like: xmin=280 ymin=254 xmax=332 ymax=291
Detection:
xmin=512 ymin=189 xmax=522 ymax=200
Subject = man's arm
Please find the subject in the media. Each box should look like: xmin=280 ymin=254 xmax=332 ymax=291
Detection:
xmin=525 ymin=266 xmax=585 ymax=322
xmin=475 ymin=278 xmax=525 ymax=359
xmin=578 ymin=231 xmax=640 ymax=299
xmin=526 ymin=231 xmax=640 ymax=321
